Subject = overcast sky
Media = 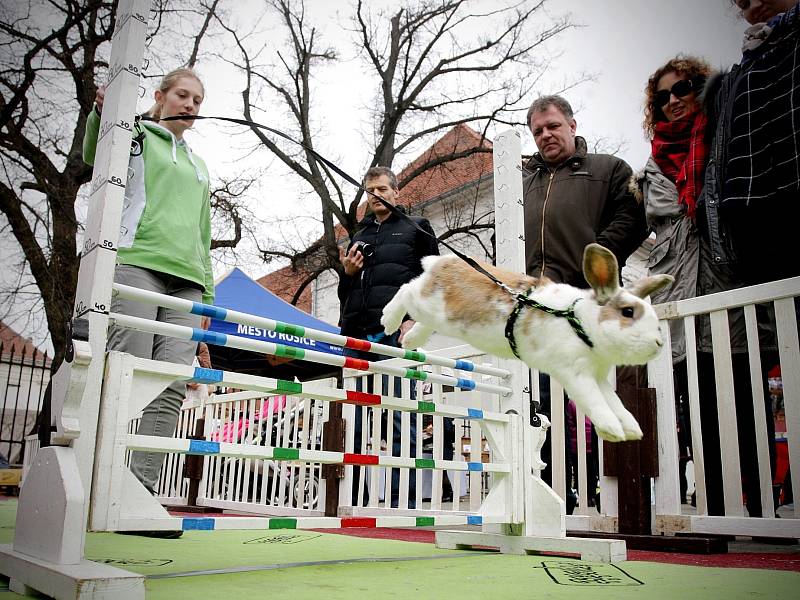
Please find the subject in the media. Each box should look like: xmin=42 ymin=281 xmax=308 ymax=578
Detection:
xmin=8 ymin=0 xmax=749 ymax=351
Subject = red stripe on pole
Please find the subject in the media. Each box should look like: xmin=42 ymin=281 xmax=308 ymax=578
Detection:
xmin=341 ymin=517 xmax=377 ymax=528
xmin=343 ymin=357 xmax=370 ymax=370
xmin=346 ymin=390 xmax=381 ymax=406
xmin=344 ymin=337 xmax=371 ymax=351
xmin=344 ymin=453 xmax=379 ymax=465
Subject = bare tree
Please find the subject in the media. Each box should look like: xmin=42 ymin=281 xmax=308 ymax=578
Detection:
xmin=217 ymin=0 xmax=577 ymax=301
xmin=0 ymin=0 xmax=245 ymax=365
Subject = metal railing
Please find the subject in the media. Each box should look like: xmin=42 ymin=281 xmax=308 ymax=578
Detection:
xmin=0 ymin=343 xmax=50 ymax=465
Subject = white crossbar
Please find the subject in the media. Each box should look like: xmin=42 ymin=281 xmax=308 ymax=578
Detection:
xmin=126 ymin=434 xmax=511 ymax=473
xmin=113 ymin=282 xmax=510 ymax=378
xmin=115 ymin=513 xmax=508 ymax=532
xmin=111 ymin=313 xmax=512 ymax=395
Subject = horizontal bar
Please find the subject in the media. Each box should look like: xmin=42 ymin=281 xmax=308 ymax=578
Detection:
xmin=126 ymin=434 xmax=511 ymax=473
xmin=655 ymin=275 xmax=800 ymax=320
xmin=116 ymin=513 xmax=509 ymax=532
xmin=131 ymin=358 xmax=511 ymax=423
xmin=112 ymin=313 xmax=512 ymax=396
xmin=113 ymin=282 xmax=510 ymax=378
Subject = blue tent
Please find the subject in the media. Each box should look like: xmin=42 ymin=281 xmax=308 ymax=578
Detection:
xmin=206 ymin=268 xmax=342 ymax=379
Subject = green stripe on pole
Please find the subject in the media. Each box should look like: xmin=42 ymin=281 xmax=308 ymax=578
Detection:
xmin=273 ymin=447 xmax=300 ymax=460
xmin=276 ymin=322 xmax=306 ymax=337
xmin=415 ymin=458 xmax=435 ymax=469
xmin=417 ymin=401 xmax=435 ymax=413
xmin=277 ymin=380 xmax=302 ymax=394
xmin=405 ymin=368 xmax=428 ymax=381
xmin=404 ymin=350 xmax=426 ymax=362
xmin=416 ymin=517 xmax=435 ymax=527
xmin=276 ymin=345 xmax=305 ymax=360
xmin=268 ymin=518 xmax=297 ymax=529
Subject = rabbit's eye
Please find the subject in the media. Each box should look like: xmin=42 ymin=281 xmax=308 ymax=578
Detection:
xmin=621 ymin=307 xmax=635 ymax=318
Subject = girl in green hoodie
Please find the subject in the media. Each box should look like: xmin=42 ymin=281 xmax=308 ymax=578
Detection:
xmin=83 ymin=68 xmax=213 ymax=511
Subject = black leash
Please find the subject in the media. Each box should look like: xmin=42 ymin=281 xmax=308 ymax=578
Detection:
xmin=143 ymin=114 xmax=594 ymax=350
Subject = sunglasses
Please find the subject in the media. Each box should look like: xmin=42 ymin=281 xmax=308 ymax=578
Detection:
xmin=654 ymin=78 xmax=700 ymax=108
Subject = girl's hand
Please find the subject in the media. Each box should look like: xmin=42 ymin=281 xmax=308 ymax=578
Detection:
xmin=94 ymin=85 xmax=106 ymax=114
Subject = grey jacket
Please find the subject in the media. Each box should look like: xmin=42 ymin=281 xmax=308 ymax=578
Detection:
xmin=639 ymin=157 xmax=699 ymax=362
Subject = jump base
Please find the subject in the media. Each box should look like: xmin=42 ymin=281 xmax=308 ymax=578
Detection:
xmin=435 ymin=530 xmax=626 ymax=562
xmin=0 ymin=545 xmax=144 ymax=600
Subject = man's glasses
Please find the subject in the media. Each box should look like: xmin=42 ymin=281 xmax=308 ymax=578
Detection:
xmin=655 ymin=78 xmax=698 ymax=108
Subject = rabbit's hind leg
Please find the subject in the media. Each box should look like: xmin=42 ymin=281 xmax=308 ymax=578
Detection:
xmin=401 ymin=322 xmax=434 ymax=349
xmin=559 ymin=374 xmax=626 ymax=442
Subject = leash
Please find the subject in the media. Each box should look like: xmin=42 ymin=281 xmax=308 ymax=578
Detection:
xmin=143 ymin=114 xmax=594 ymax=351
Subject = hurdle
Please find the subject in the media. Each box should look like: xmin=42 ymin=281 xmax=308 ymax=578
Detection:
xmin=0 ymin=3 xmax=624 ymax=598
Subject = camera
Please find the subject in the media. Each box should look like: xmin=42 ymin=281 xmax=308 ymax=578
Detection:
xmin=353 ymin=241 xmax=374 ymax=258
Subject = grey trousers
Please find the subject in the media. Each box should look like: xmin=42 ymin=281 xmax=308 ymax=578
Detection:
xmin=108 ymin=264 xmax=202 ymax=492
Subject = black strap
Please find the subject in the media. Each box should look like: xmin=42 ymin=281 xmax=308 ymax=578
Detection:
xmin=505 ymin=287 xmax=594 ymax=357
xmin=504 ymin=287 xmax=533 ymax=358
xmin=148 ymin=114 xmax=594 ymax=350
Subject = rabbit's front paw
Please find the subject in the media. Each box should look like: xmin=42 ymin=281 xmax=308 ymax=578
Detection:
xmin=380 ymin=311 xmax=401 ymax=335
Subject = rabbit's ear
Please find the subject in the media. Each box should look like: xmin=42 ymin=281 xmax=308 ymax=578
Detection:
xmin=583 ymin=243 xmax=619 ymax=305
xmin=629 ymin=274 xmax=674 ymax=299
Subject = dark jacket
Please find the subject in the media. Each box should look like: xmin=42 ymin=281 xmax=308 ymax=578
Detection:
xmin=338 ymin=210 xmax=439 ymax=337
xmin=522 ymin=136 xmax=647 ymax=288
xmin=697 ymin=3 xmax=800 ymax=285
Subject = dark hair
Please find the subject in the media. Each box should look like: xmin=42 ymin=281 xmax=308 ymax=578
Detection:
xmin=526 ymin=95 xmax=574 ymax=129
xmin=643 ymin=55 xmax=713 ymax=137
xmin=363 ymin=166 xmax=398 ymax=190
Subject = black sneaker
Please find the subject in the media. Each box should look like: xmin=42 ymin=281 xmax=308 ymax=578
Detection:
xmin=116 ymin=530 xmax=183 ymax=539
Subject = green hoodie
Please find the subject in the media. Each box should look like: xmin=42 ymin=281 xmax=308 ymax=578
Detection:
xmin=83 ymin=110 xmax=214 ymax=303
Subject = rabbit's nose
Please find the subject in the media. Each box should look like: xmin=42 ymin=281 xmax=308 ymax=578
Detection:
xmin=655 ymin=338 xmax=663 ymax=347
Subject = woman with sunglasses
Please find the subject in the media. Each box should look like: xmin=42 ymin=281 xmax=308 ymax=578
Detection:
xmin=637 ymin=56 xmax=712 ymax=362
xmin=634 ymin=56 xmax=712 ymax=506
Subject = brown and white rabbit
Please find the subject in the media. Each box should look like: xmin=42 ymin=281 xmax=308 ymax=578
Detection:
xmin=381 ymin=243 xmax=673 ymax=442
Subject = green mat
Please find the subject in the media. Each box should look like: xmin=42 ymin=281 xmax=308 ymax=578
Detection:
xmin=0 ymin=500 xmax=797 ymax=599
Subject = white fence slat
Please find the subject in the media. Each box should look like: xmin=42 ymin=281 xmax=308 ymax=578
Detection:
xmin=550 ymin=378 xmax=567 ymax=502
xmin=399 ymin=377 xmax=411 ymax=509
xmin=709 ymin=309 xmax=745 ymax=517
xmin=743 ymin=304 xmax=774 ymax=517
xmin=775 ymin=297 xmax=800 ymax=519
xmin=684 ymin=317 xmax=708 ymax=515
xmin=574 ymin=404 xmax=590 ymax=515
xmin=651 ymin=320 xmax=681 ymax=517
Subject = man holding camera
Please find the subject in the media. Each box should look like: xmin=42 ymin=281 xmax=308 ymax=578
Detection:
xmin=338 ymin=166 xmax=439 ymax=508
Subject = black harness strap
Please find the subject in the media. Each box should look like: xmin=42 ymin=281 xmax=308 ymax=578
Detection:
xmin=148 ymin=113 xmax=595 ymax=351
xmin=504 ymin=288 xmax=594 ymax=359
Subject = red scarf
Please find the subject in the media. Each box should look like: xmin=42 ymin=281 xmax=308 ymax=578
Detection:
xmin=651 ymin=111 xmax=708 ymax=218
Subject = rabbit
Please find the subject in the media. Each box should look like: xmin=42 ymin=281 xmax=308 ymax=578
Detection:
xmin=381 ymin=243 xmax=673 ymax=442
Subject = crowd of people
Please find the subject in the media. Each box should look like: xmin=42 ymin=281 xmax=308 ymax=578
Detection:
xmin=82 ymin=0 xmax=800 ymax=533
